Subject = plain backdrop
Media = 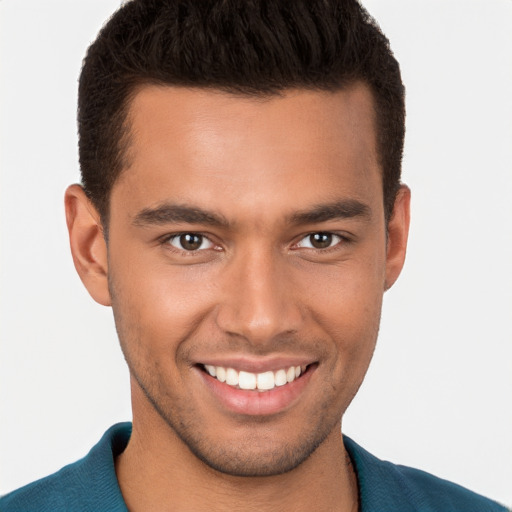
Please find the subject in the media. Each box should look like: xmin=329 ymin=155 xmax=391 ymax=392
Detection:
xmin=1 ymin=0 xmax=511 ymax=506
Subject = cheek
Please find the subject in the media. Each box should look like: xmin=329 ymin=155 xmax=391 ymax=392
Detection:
xmin=108 ymin=251 xmax=220 ymax=355
xmin=304 ymin=252 xmax=385 ymax=362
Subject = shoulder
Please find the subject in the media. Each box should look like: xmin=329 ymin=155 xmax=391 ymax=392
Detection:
xmin=343 ymin=436 xmax=508 ymax=512
xmin=0 ymin=423 xmax=131 ymax=512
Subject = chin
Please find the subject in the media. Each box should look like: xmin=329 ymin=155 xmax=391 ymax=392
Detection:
xmin=160 ymin=405 xmax=340 ymax=478
xmin=182 ymin=432 xmax=328 ymax=477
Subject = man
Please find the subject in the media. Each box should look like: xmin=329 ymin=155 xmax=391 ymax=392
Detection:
xmin=0 ymin=1 xmax=508 ymax=510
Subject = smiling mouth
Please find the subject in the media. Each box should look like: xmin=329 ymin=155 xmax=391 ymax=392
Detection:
xmin=200 ymin=364 xmax=312 ymax=392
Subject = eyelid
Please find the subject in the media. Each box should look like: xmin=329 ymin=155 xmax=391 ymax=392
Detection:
xmin=161 ymin=232 xmax=218 ymax=252
xmin=293 ymin=232 xmax=349 ymax=250
xmin=158 ymin=230 xmax=350 ymax=254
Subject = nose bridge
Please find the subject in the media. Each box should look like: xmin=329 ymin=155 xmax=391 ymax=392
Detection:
xmin=215 ymin=244 xmax=302 ymax=343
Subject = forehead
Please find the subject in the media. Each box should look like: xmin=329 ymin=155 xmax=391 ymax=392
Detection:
xmin=113 ymin=84 xmax=382 ymax=223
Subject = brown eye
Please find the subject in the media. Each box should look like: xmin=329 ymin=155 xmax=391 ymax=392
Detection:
xmin=309 ymin=233 xmax=333 ymax=249
xmin=168 ymin=233 xmax=213 ymax=251
xmin=180 ymin=234 xmax=202 ymax=250
xmin=295 ymin=232 xmax=342 ymax=250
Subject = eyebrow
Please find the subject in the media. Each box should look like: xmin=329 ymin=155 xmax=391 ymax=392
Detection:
xmin=132 ymin=203 xmax=230 ymax=228
xmin=132 ymin=198 xmax=371 ymax=229
xmin=289 ymin=199 xmax=372 ymax=225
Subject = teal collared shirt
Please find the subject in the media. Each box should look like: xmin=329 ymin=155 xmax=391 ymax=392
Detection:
xmin=1 ymin=423 xmax=507 ymax=511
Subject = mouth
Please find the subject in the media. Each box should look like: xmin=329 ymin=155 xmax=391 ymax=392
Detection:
xmin=195 ymin=358 xmax=317 ymax=416
xmin=199 ymin=363 xmax=313 ymax=391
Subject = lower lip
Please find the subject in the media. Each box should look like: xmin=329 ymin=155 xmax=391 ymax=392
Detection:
xmin=198 ymin=366 xmax=316 ymax=416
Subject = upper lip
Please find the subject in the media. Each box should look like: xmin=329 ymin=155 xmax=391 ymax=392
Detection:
xmin=195 ymin=355 xmax=316 ymax=373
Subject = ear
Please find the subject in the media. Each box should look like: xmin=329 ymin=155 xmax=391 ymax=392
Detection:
xmin=384 ymin=185 xmax=411 ymax=290
xmin=65 ymin=184 xmax=111 ymax=306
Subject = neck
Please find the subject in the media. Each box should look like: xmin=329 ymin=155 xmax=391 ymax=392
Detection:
xmin=116 ymin=413 xmax=359 ymax=512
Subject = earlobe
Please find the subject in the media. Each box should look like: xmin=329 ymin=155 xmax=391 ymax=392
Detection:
xmin=65 ymin=184 xmax=111 ymax=306
xmin=384 ymin=185 xmax=411 ymax=291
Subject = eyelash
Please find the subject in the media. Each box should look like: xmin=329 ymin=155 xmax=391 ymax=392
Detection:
xmin=160 ymin=231 xmax=350 ymax=255
xmin=293 ymin=232 xmax=349 ymax=252
xmin=161 ymin=233 xmax=218 ymax=254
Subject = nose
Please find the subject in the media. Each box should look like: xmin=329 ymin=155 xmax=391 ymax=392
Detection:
xmin=214 ymin=247 xmax=304 ymax=345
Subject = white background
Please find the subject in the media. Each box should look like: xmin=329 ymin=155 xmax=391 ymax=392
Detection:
xmin=1 ymin=0 xmax=511 ymax=506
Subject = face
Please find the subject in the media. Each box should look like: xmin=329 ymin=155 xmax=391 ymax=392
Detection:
xmin=74 ymin=84 xmax=408 ymax=477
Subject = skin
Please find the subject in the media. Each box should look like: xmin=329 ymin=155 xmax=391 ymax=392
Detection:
xmin=65 ymin=83 xmax=410 ymax=511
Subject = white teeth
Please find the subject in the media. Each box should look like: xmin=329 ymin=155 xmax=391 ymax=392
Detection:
xmin=226 ymin=368 xmax=238 ymax=386
xmin=239 ymin=371 xmax=257 ymax=390
xmin=257 ymin=371 xmax=275 ymax=390
xmin=205 ymin=364 xmax=307 ymax=391
xmin=275 ymin=369 xmax=287 ymax=386
xmin=216 ymin=366 xmax=226 ymax=382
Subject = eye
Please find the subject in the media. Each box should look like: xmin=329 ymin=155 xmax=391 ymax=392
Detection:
xmin=296 ymin=232 xmax=343 ymax=250
xmin=166 ymin=233 xmax=214 ymax=251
